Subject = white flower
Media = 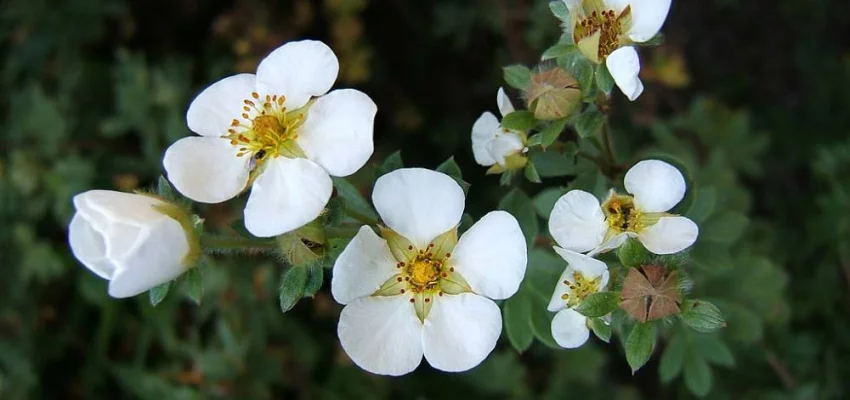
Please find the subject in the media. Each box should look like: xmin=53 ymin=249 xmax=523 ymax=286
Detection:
xmin=547 ymin=247 xmax=610 ymax=348
xmin=471 ymin=87 xmax=528 ymax=172
xmin=68 ymin=190 xmax=197 ymax=298
xmin=163 ymin=40 xmax=377 ymax=237
xmin=564 ymin=0 xmax=672 ymax=100
xmin=549 ymin=159 xmax=698 ymax=255
xmin=331 ymin=168 xmax=528 ymax=375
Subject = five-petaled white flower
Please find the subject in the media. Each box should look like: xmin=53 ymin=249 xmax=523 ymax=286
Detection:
xmin=564 ymin=0 xmax=671 ymax=100
xmin=471 ymin=87 xmax=528 ymax=173
xmin=549 ymin=159 xmax=698 ymax=255
xmin=68 ymin=190 xmax=198 ymax=298
xmin=547 ymin=248 xmax=610 ymax=348
xmin=331 ymin=168 xmax=527 ymax=376
xmin=164 ymin=40 xmax=377 ymax=237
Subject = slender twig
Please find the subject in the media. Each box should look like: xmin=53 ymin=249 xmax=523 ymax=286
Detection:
xmin=200 ymin=234 xmax=278 ymax=251
xmin=762 ymin=344 xmax=796 ymax=389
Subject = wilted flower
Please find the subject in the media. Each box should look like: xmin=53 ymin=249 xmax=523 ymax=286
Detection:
xmin=564 ymin=0 xmax=671 ymax=100
xmin=68 ymin=190 xmax=199 ymax=298
xmin=547 ymin=247 xmax=610 ymax=348
xmin=527 ymin=67 xmax=581 ymax=120
xmin=620 ymin=264 xmax=683 ymax=322
xmin=471 ymin=88 xmax=528 ymax=174
xmin=331 ymin=168 xmax=527 ymax=375
xmin=549 ymin=159 xmax=698 ymax=255
xmin=163 ymin=40 xmax=377 ymax=237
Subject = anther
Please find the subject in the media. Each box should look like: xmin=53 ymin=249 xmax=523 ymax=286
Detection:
xmin=243 ymin=106 xmax=250 ymax=112
xmin=424 ymin=298 xmax=430 ymax=303
xmin=241 ymin=113 xmax=249 ymax=119
xmin=409 ymin=298 xmax=415 ymax=303
xmin=408 ymin=245 xmax=414 ymax=250
xmin=445 ymin=253 xmax=451 ymax=258
xmin=400 ymin=289 xmax=405 ymax=294
xmin=397 ymin=277 xmax=403 ymax=282
xmin=449 ymin=267 xmax=455 ymax=272
xmin=251 ymin=92 xmax=259 ymax=99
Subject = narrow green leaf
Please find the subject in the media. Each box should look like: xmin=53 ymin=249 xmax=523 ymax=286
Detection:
xmin=549 ymin=0 xmax=571 ymax=22
xmin=332 ymin=177 xmax=378 ymax=221
xmin=524 ymin=162 xmax=542 ymax=183
xmin=625 ymin=322 xmax=656 ymax=373
xmin=503 ymin=65 xmax=532 ymax=90
xmin=616 ymin=238 xmax=650 ymax=267
xmin=680 ymin=299 xmax=727 ymax=333
xmin=575 ymin=291 xmax=620 ymax=317
xmin=590 ymin=318 xmax=612 ymax=343
xmin=303 ymin=264 xmax=324 ymax=298
xmin=184 ymin=267 xmax=203 ymax=305
xmin=595 ymin=63 xmax=615 ymax=96
xmin=279 ymin=265 xmax=309 ymax=313
xmin=498 ymin=189 xmax=539 ymax=247
xmin=575 ymin=108 xmax=605 ymax=138
xmin=659 ymin=335 xmax=686 ymax=383
xmin=499 ymin=169 xmax=515 ymax=186
xmin=503 ymin=291 xmax=534 ymax=353
xmin=526 ymin=133 xmax=543 ymax=147
xmin=684 ymin=352 xmax=713 ymax=397
xmin=542 ymin=43 xmax=577 ymax=60
xmin=156 ymin=175 xmax=174 ymax=199
xmin=149 ymin=281 xmax=170 ymax=306
xmin=538 ymin=119 xmax=569 ymax=148
xmin=501 ymin=111 xmax=538 ymax=132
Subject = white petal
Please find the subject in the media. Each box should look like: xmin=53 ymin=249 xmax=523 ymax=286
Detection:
xmin=244 ymin=157 xmax=332 ymax=237
xmin=551 ymin=308 xmax=590 ymax=349
xmin=547 ymin=266 xmax=575 ymax=312
xmin=297 ymin=89 xmax=376 ymax=177
xmin=186 ymin=74 xmax=257 ymax=137
xmin=331 ymin=226 xmax=400 ymax=305
xmin=624 ymin=159 xmax=686 ymax=212
xmin=255 ymin=40 xmax=339 ymax=110
xmin=552 ymin=247 xmax=609 ymax=281
xmin=639 ymin=216 xmax=698 ymax=255
xmin=450 ymin=211 xmax=527 ymax=300
xmin=627 ymin=0 xmax=672 ymax=43
xmin=492 ymin=134 xmax=525 ymax=166
xmin=587 ymin=232 xmax=630 ymax=256
xmin=68 ymin=214 xmax=115 ymax=279
xmin=108 ymin=218 xmax=190 ymax=298
xmin=163 ymin=137 xmax=250 ymax=204
xmin=73 ymin=191 xmax=164 ymax=262
xmin=422 ymin=293 xmax=501 ymax=372
xmin=496 ymin=87 xmax=515 ymax=117
xmin=372 ymin=168 xmax=464 ymax=249
xmin=606 ymin=47 xmax=644 ymax=101
xmin=471 ymin=112 xmax=500 ymax=166
xmin=548 ymin=190 xmax=607 ymax=253
xmin=338 ymin=296 xmax=423 ymax=376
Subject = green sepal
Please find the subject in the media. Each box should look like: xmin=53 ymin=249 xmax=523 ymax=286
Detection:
xmin=379 ymin=226 xmax=417 ymax=263
xmin=279 ymin=265 xmax=309 ymax=313
xmin=440 ymin=270 xmax=473 ymax=295
xmin=373 ymin=274 xmax=407 ymax=297
xmin=303 ymin=263 xmax=324 ymax=298
xmin=429 ymin=227 xmax=458 ymax=260
xmin=149 ymin=281 xmax=171 ymax=306
xmin=413 ymin=292 xmax=434 ymax=323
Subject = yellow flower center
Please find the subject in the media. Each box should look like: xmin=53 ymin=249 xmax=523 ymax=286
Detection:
xmin=573 ymin=3 xmax=632 ymax=62
xmin=602 ymin=194 xmax=642 ymax=233
xmin=225 ymin=92 xmax=307 ymax=164
xmin=561 ymin=271 xmax=602 ymax=308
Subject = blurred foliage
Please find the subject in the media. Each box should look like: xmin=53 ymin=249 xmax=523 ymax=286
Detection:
xmin=1 ymin=0 xmax=849 ymax=399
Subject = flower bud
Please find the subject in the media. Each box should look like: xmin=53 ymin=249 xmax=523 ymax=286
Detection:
xmin=526 ymin=68 xmax=581 ymax=121
xmin=68 ymin=190 xmax=200 ymax=298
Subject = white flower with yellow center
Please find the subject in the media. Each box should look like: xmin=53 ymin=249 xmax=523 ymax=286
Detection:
xmin=549 ymin=159 xmax=698 ymax=255
xmin=471 ymin=87 xmax=528 ymax=173
xmin=565 ymin=0 xmax=671 ymax=100
xmin=331 ymin=168 xmax=528 ymax=376
xmin=163 ymin=40 xmax=377 ymax=237
xmin=68 ymin=190 xmax=198 ymax=298
xmin=547 ymin=248 xmax=610 ymax=348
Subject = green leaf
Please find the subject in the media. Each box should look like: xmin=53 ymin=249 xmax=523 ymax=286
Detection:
xmin=436 ymin=156 xmax=463 ymax=179
xmin=379 ymin=150 xmax=403 ymax=176
xmin=702 ymin=212 xmax=748 ymax=244
xmin=530 ymin=302 xmax=560 ymax=349
xmin=575 ymin=107 xmax=605 ymax=138
xmin=501 ymin=111 xmax=538 ymax=132
xmin=149 ymin=281 xmax=170 ymax=306
xmin=659 ymin=335 xmax=686 ymax=383
xmin=303 ymin=263 xmax=324 ymax=298
xmin=549 ymin=0 xmax=571 ymax=22
xmin=537 ymin=118 xmax=569 ymax=148
xmin=503 ymin=65 xmax=532 ymax=90
xmin=625 ymin=322 xmax=656 ymax=373
xmin=542 ymin=43 xmax=577 ymax=61
xmin=503 ymin=292 xmax=534 ymax=353
xmin=686 ymin=186 xmax=717 ymax=224
xmin=680 ymin=299 xmax=727 ymax=333
xmin=575 ymin=291 xmax=620 ymax=317
xmin=616 ymin=238 xmax=650 ymax=267
xmin=566 ymin=58 xmax=594 ymax=94
xmin=529 ymin=151 xmax=575 ymax=177
xmin=684 ymin=351 xmax=713 ymax=397
xmin=332 ymin=177 xmax=378 ymax=222
xmin=696 ymin=334 xmax=735 ymax=367
xmin=498 ymin=189 xmax=539 ymax=247
xmin=590 ymin=318 xmax=612 ymax=343
xmin=184 ymin=267 xmax=203 ymax=305
xmin=279 ymin=265 xmax=309 ymax=313
xmin=595 ymin=63 xmax=615 ymax=96
xmin=532 ymin=187 xmax=565 ymax=218
xmin=499 ymin=169 xmax=515 ymax=186
xmin=524 ymin=162 xmax=542 ymax=183
xmin=459 ymin=213 xmax=474 ymax=235
xmin=323 ymin=197 xmax=346 ymax=227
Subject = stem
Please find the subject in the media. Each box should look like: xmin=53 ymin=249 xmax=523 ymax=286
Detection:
xmin=601 ymin=122 xmax=616 ymax=166
xmin=325 ymin=225 xmax=361 ymax=239
xmin=346 ymin=207 xmax=379 ymax=226
xmin=200 ymin=234 xmax=278 ymax=251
